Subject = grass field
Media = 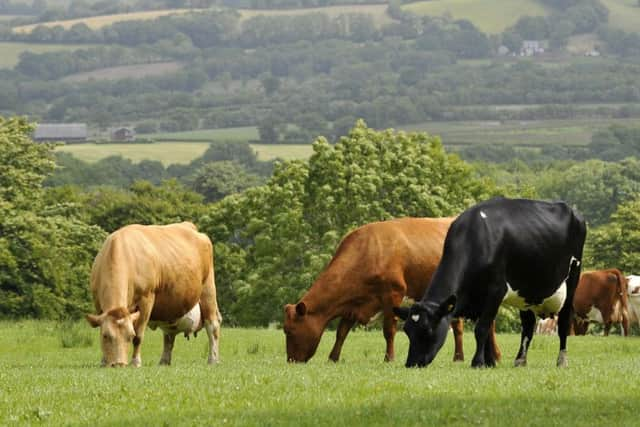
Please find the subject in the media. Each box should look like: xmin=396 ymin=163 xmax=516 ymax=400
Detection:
xmin=601 ymin=0 xmax=640 ymax=33
xmin=0 ymin=41 xmax=98 ymax=69
xmin=0 ymin=321 xmax=638 ymax=426
xmin=237 ymin=4 xmax=394 ymax=27
xmin=402 ymin=0 xmax=550 ymax=34
xmin=148 ymin=127 xmax=259 ymax=142
xmin=11 ymin=9 xmax=198 ymax=33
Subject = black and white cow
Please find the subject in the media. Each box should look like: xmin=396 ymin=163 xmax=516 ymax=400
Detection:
xmin=394 ymin=197 xmax=586 ymax=368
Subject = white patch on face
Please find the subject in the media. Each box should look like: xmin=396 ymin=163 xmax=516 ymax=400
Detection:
xmin=411 ymin=314 xmax=420 ymax=322
xmin=480 ymin=211 xmax=487 ymax=219
xmin=503 ymin=281 xmax=567 ymax=316
xmin=627 ymin=275 xmax=640 ymax=295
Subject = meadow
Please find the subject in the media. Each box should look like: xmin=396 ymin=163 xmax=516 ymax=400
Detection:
xmin=402 ymin=0 xmax=550 ymax=34
xmin=600 ymin=0 xmax=640 ymax=33
xmin=0 ymin=321 xmax=638 ymax=426
xmin=237 ymin=4 xmax=394 ymax=27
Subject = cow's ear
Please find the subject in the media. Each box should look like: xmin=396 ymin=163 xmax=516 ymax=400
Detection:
xmin=295 ymin=302 xmax=307 ymax=317
xmin=437 ymin=295 xmax=457 ymax=317
xmin=393 ymin=306 xmax=410 ymax=321
xmin=86 ymin=313 xmax=102 ymax=328
xmin=129 ymin=311 xmax=140 ymax=324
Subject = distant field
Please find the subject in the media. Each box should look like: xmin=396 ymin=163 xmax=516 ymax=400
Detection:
xmin=148 ymin=127 xmax=259 ymax=142
xmin=12 ymin=9 xmax=197 ymax=33
xmin=0 ymin=41 xmax=98 ymax=68
xmin=61 ymin=61 xmax=183 ymax=82
xmin=56 ymin=142 xmax=210 ymax=165
xmin=0 ymin=14 xmax=26 ymax=21
xmin=403 ymin=118 xmax=640 ymax=147
xmin=402 ymin=0 xmax=550 ymax=34
xmin=601 ymin=0 xmax=640 ymax=33
xmin=56 ymin=119 xmax=639 ymax=165
xmin=238 ymin=4 xmax=394 ymax=27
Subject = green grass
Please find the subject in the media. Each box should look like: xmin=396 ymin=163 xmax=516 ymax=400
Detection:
xmin=0 ymin=320 xmax=639 ymax=426
xmin=56 ymin=142 xmax=211 ymax=165
xmin=237 ymin=4 xmax=394 ymax=28
xmin=251 ymin=144 xmax=314 ymax=161
xmin=601 ymin=0 xmax=640 ymax=33
xmin=147 ymin=126 xmax=259 ymax=142
xmin=402 ymin=0 xmax=550 ymax=34
xmin=0 ymin=42 xmax=98 ymax=69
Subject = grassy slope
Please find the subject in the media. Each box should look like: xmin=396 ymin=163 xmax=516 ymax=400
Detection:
xmin=61 ymin=61 xmax=183 ymax=82
xmin=0 ymin=41 xmax=97 ymax=68
xmin=0 ymin=321 xmax=638 ymax=426
xmin=601 ymin=0 xmax=640 ymax=32
xmin=402 ymin=0 xmax=550 ymax=33
xmin=11 ymin=9 xmax=197 ymax=32
xmin=237 ymin=4 xmax=393 ymax=27
xmin=56 ymin=142 xmax=211 ymax=165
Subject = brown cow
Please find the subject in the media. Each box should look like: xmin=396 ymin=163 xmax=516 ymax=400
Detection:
xmin=283 ymin=217 xmax=501 ymax=363
xmin=572 ymin=269 xmax=629 ymax=336
xmin=86 ymin=222 xmax=221 ymax=367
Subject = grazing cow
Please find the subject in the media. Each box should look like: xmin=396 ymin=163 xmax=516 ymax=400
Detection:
xmin=283 ymin=217 xmax=501 ymax=363
xmin=572 ymin=269 xmax=629 ymax=336
xmin=394 ymin=197 xmax=586 ymax=368
xmin=626 ymin=275 xmax=640 ymax=328
xmin=86 ymin=222 xmax=221 ymax=367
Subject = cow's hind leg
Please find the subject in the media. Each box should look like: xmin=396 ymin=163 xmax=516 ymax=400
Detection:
xmin=159 ymin=333 xmax=176 ymax=366
xmin=204 ymin=315 xmax=221 ymax=364
xmin=514 ymin=310 xmax=535 ymax=367
xmin=200 ymin=266 xmax=221 ymax=364
xmin=329 ymin=317 xmax=356 ymax=362
xmin=451 ymin=318 xmax=465 ymax=362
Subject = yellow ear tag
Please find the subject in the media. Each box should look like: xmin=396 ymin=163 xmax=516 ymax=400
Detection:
xmin=447 ymin=304 xmax=454 ymax=312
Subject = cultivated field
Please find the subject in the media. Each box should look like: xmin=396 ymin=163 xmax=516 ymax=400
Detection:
xmin=56 ymin=142 xmax=211 ymax=165
xmin=237 ymin=4 xmax=394 ymax=27
xmin=149 ymin=127 xmax=259 ymax=142
xmin=0 ymin=321 xmax=638 ymax=426
xmin=61 ymin=61 xmax=183 ymax=82
xmin=0 ymin=42 xmax=97 ymax=69
xmin=402 ymin=0 xmax=550 ymax=34
xmin=11 ymin=9 xmax=198 ymax=33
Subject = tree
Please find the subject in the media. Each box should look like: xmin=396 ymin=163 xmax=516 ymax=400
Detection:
xmin=200 ymin=121 xmax=496 ymax=325
xmin=188 ymin=161 xmax=263 ymax=202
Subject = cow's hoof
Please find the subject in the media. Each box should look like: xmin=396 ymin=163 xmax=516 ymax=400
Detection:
xmin=452 ymin=353 xmax=464 ymax=362
xmin=207 ymin=357 xmax=219 ymax=365
xmin=384 ymin=354 xmax=394 ymax=363
xmin=557 ymin=350 xmax=568 ymax=368
xmin=159 ymin=359 xmax=171 ymax=366
xmin=130 ymin=357 xmax=141 ymax=368
xmin=514 ymin=358 xmax=527 ymax=367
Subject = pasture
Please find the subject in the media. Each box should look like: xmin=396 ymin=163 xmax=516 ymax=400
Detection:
xmin=0 ymin=321 xmax=638 ymax=426
xmin=600 ymin=0 xmax=640 ymax=33
xmin=0 ymin=42 xmax=97 ymax=69
xmin=237 ymin=4 xmax=394 ymax=27
xmin=11 ymin=9 xmax=197 ymax=33
xmin=402 ymin=0 xmax=550 ymax=34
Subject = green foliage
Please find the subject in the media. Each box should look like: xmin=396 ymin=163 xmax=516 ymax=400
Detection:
xmin=201 ymin=121 xmax=495 ymax=325
xmin=188 ymin=161 xmax=264 ymax=203
xmin=584 ymin=197 xmax=640 ymax=273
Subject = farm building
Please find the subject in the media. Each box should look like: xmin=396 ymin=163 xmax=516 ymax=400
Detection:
xmin=111 ymin=127 xmax=136 ymax=141
xmin=33 ymin=123 xmax=87 ymax=142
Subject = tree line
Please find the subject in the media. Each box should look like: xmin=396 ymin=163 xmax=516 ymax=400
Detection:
xmin=4 ymin=116 xmax=640 ymax=327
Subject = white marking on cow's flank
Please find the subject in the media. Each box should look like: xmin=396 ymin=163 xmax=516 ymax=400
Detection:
xmin=480 ymin=211 xmax=487 ymax=219
xmin=148 ymin=303 xmax=202 ymax=336
xmin=503 ymin=281 xmax=567 ymax=316
xmin=411 ymin=314 xmax=420 ymax=322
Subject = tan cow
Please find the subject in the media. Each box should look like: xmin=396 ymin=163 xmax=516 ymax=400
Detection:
xmin=86 ymin=222 xmax=221 ymax=367
xmin=572 ymin=269 xmax=629 ymax=336
xmin=283 ymin=217 xmax=501 ymax=363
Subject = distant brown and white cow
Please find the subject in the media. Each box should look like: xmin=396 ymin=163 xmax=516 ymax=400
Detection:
xmin=536 ymin=316 xmax=557 ymax=335
xmin=283 ymin=217 xmax=501 ymax=363
xmin=86 ymin=222 xmax=221 ymax=367
xmin=572 ymin=269 xmax=628 ymax=336
xmin=626 ymin=275 xmax=640 ymax=328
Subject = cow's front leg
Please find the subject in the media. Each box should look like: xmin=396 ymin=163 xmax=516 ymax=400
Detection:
xmin=131 ymin=296 xmax=154 ymax=367
xmin=514 ymin=310 xmax=535 ymax=367
xmin=472 ymin=290 xmax=503 ymax=368
xmin=159 ymin=333 xmax=176 ymax=366
xmin=556 ymin=301 xmax=573 ymax=368
xmin=329 ymin=317 xmax=356 ymax=362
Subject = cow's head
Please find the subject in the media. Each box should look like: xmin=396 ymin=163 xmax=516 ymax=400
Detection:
xmin=283 ymin=302 xmax=322 ymax=363
xmin=86 ymin=307 xmax=140 ymax=367
xmin=393 ymin=295 xmax=456 ymax=368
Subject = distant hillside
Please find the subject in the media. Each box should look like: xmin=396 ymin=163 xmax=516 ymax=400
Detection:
xmin=237 ymin=4 xmax=394 ymax=27
xmin=60 ymin=62 xmax=183 ymax=82
xmin=12 ymin=9 xmax=198 ymax=33
xmin=402 ymin=0 xmax=551 ymax=33
xmin=0 ymin=41 xmax=98 ymax=68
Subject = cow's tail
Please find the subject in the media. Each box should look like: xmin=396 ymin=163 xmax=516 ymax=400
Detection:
xmin=610 ymin=270 xmax=629 ymax=334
